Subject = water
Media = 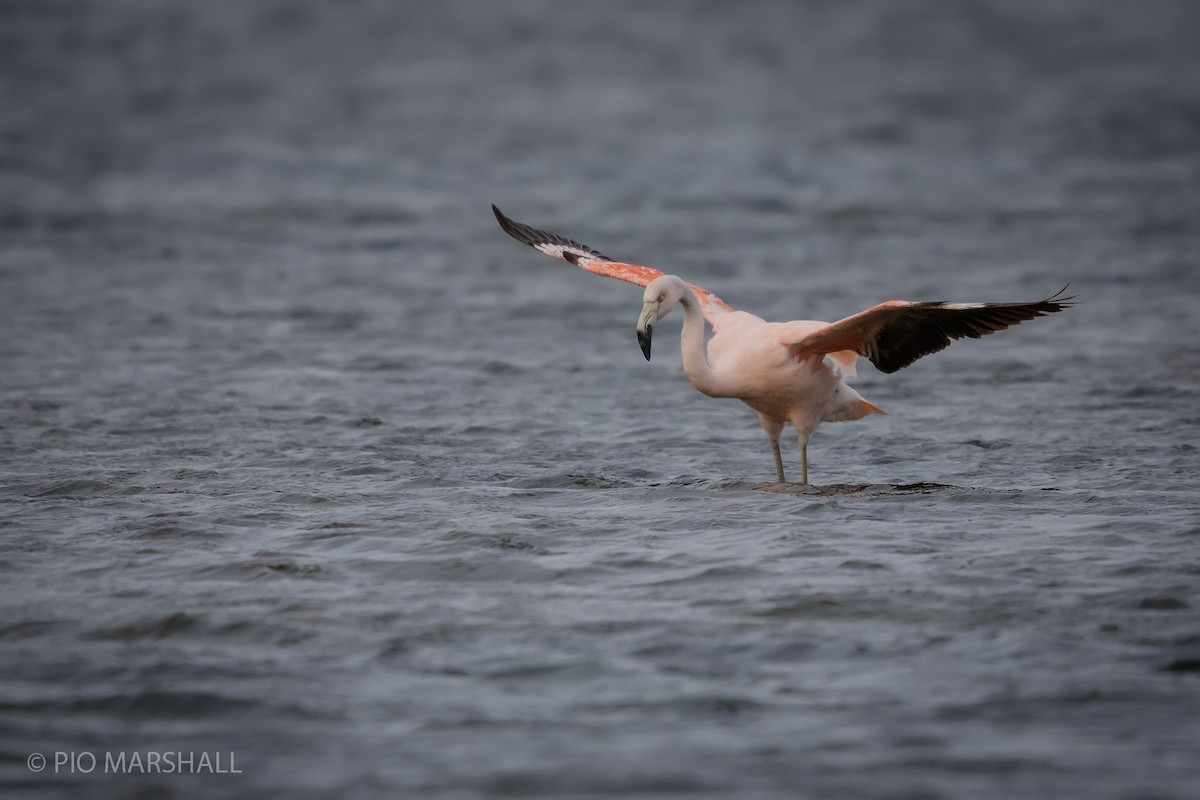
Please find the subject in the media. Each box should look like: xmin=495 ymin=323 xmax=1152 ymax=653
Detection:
xmin=2 ymin=1 xmax=1199 ymax=798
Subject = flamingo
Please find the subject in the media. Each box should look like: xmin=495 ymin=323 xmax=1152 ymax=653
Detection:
xmin=493 ymin=205 xmax=1072 ymax=485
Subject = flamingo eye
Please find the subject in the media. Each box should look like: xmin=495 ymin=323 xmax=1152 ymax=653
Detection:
xmin=657 ymin=293 xmax=666 ymax=302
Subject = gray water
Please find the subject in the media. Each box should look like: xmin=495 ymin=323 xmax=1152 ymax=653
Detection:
xmin=2 ymin=1 xmax=1199 ymax=798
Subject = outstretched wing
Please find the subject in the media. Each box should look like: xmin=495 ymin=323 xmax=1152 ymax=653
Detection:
xmin=493 ymin=205 xmax=732 ymax=320
xmin=787 ymin=288 xmax=1074 ymax=373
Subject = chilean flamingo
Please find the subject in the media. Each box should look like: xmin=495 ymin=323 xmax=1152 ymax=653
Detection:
xmin=493 ymin=205 xmax=1072 ymax=484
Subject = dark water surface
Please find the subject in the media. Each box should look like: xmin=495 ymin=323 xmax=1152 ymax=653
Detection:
xmin=2 ymin=1 xmax=1199 ymax=798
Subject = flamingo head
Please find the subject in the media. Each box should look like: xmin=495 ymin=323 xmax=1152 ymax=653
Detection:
xmin=636 ymin=275 xmax=687 ymax=361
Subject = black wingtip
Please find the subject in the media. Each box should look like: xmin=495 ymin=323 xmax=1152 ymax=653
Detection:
xmin=490 ymin=204 xmax=611 ymax=262
xmin=1045 ymin=283 xmax=1078 ymax=307
xmin=492 ymin=203 xmax=527 ymax=244
xmin=492 ymin=203 xmax=537 ymax=245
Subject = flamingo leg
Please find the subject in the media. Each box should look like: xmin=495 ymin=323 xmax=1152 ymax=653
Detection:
xmin=759 ymin=415 xmax=786 ymax=483
xmin=801 ymin=444 xmax=809 ymax=485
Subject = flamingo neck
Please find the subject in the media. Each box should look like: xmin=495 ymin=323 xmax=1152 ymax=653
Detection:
xmin=677 ymin=288 xmax=726 ymax=397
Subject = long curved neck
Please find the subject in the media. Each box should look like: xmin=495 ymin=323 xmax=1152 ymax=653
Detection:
xmin=677 ymin=287 xmax=727 ymax=397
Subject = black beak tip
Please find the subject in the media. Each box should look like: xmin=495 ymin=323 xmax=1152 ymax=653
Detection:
xmin=637 ymin=328 xmax=652 ymax=361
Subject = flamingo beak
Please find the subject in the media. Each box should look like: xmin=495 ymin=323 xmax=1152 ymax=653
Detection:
xmin=636 ymin=303 xmax=658 ymax=361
